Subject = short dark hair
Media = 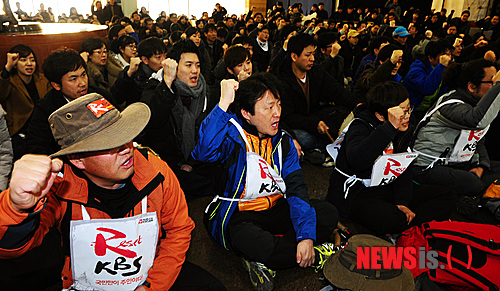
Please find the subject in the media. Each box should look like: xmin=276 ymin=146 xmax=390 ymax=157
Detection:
xmin=317 ymin=32 xmax=338 ymax=50
xmin=119 ymin=17 xmax=132 ymax=25
xmin=217 ymin=27 xmax=229 ymax=39
xmin=116 ymin=35 xmax=137 ymax=51
xmin=166 ymin=39 xmax=200 ymax=63
xmin=137 ymin=37 xmax=167 ymax=59
xmin=224 ymin=45 xmax=251 ymax=71
xmin=368 ymin=36 xmax=390 ymax=55
xmin=425 ymin=38 xmax=452 ymax=59
xmin=108 ymin=24 xmax=125 ymax=41
xmin=232 ymin=35 xmax=252 ymax=46
xmin=288 ymin=33 xmax=315 ymax=57
xmin=43 ymin=48 xmax=87 ymax=85
xmin=443 ymin=59 xmax=494 ymax=90
xmin=204 ymin=23 xmax=217 ymax=33
xmin=367 ymin=81 xmax=408 ymax=120
xmin=233 ymin=72 xmax=282 ymax=116
xmin=377 ymin=44 xmax=399 ymax=63
xmin=184 ymin=26 xmax=200 ymax=38
xmin=170 ymin=23 xmax=182 ymax=33
xmin=257 ymin=24 xmax=270 ymax=32
xmin=82 ymin=37 xmax=107 ymax=53
xmin=170 ymin=31 xmax=183 ymax=44
xmin=279 ymin=24 xmax=298 ymax=41
xmin=9 ymin=44 xmax=38 ymax=72
xmin=461 ymin=10 xmax=470 ymax=16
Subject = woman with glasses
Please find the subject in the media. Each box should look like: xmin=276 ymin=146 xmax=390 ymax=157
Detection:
xmin=326 ymin=81 xmax=455 ymax=235
xmin=413 ymin=59 xmax=500 ymax=202
xmin=82 ymin=37 xmax=122 ymax=92
xmin=113 ymin=35 xmax=138 ymax=68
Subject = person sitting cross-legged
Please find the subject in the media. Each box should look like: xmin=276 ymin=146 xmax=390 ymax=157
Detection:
xmin=192 ymin=72 xmax=339 ymax=291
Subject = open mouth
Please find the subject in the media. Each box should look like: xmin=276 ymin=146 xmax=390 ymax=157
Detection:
xmin=122 ymin=156 xmax=133 ymax=168
xmin=271 ymin=121 xmax=279 ymax=129
xmin=78 ymin=89 xmax=88 ymax=96
xmin=190 ymin=76 xmax=198 ymax=83
xmin=25 ymin=68 xmax=34 ymax=73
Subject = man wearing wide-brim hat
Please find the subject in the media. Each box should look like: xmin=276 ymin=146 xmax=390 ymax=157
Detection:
xmin=324 ymin=234 xmax=415 ymax=290
xmin=0 ymin=94 xmax=225 ymax=290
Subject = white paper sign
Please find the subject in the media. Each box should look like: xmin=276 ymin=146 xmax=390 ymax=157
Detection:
xmin=370 ymin=152 xmax=418 ymax=187
xmin=70 ymin=212 xmax=158 ymax=291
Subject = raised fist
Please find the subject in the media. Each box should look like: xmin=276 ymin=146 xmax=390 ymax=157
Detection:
xmin=162 ymin=58 xmax=178 ymax=88
xmin=127 ymin=57 xmax=141 ymax=77
xmin=5 ymin=52 xmax=20 ymax=72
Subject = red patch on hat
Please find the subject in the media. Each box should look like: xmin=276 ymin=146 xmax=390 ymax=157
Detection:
xmin=86 ymin=98 xmax=115 ymax=118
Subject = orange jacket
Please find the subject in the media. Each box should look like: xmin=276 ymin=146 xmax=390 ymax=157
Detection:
xmin=0 ymin=149 xmax=194 ymax=290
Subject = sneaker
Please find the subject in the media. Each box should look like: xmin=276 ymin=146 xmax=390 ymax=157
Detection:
xmin=241 ymin=258 xmax=276 ymax=291
xmin=313 ymin=242 xmax=338 ymax=272
xmin=304 ymin=149 xmax=325 ymax=165
xmin=322 ymin=156 xmax=335 ymax=167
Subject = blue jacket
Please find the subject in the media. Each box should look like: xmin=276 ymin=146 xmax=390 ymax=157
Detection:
xmin=192 ymin=105 xmax=317 ymax=250
xmin=403 ymin=59 xmax=447 ymax=111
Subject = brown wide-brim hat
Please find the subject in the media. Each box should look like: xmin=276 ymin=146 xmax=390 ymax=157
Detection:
xmin=49 ymin=93 xmax=151 ymax=157
xmin=324 ymin=234 xmax=415 ymax=291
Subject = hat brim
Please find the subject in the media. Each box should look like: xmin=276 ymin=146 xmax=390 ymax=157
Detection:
xmin=50 ymin=102 xmax=151 ymax=158
xmin=398 ymin=32 xmax=410 ymax=37
xmin=324 ymin=250 xmax=415 ymax=290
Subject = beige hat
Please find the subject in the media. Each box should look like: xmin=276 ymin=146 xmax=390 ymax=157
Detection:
xmin=324 ymin=234 xmax=415 ymax=291
xmin=48 ymin=93 xmax=150 ymax=157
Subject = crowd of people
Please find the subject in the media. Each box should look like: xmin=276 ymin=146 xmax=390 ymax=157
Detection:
xmin=1 ymin=1 xmax=500 ymax=290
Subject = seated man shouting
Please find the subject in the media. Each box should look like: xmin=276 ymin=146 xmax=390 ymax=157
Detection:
xmin=192 ymin=73 xmax=339 ymax=291
xmin=0 ymin=94 xmax=224 ymax=290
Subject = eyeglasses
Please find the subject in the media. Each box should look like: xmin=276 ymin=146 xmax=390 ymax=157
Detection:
xmin=92 ymin=49 xmax=108 ymax=55
xmin=403 ymin=105 xmax=414 ymax=118
xmin=125 ymin=44 xmax=137 ymax=50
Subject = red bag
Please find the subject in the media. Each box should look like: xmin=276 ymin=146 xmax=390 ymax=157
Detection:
xmin=397 ymin=221 xmax=500 ymax=291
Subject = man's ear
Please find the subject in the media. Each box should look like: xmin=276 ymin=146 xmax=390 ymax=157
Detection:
xmin=141 ymin=56 xmax=149 ymax=65
xmin=291 ymin=52 xmax=298 ymax=62
xmin=320 ymin=48 xmax=326 ymax=54
xmin=375 ymin=112 xmax=386 ymax=122
xmin=68 ymin=154 xmax=85 ymax=170
xmin=227 ymin=67 xmax=234 ymax=76
xmin=51 ymin=82 xmax=62 ymax=91
xmin=468 ymin=82 xmax=476 ymax=93
xmin=241 ymin=109 xmax=252 ymax=122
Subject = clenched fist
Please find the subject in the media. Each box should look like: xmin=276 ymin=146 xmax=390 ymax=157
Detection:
xmin=162 ymin=58 xmax=178 ymax=88
xmin=5 ymin=52 xmax=20 ymax=72
xmin=219 ymin=79 xmax=239 ymax=112
xmin=127 ymin=57 xmax=141 ymax=77
xmin=10 ymin=155 xmax=63 ymax=212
